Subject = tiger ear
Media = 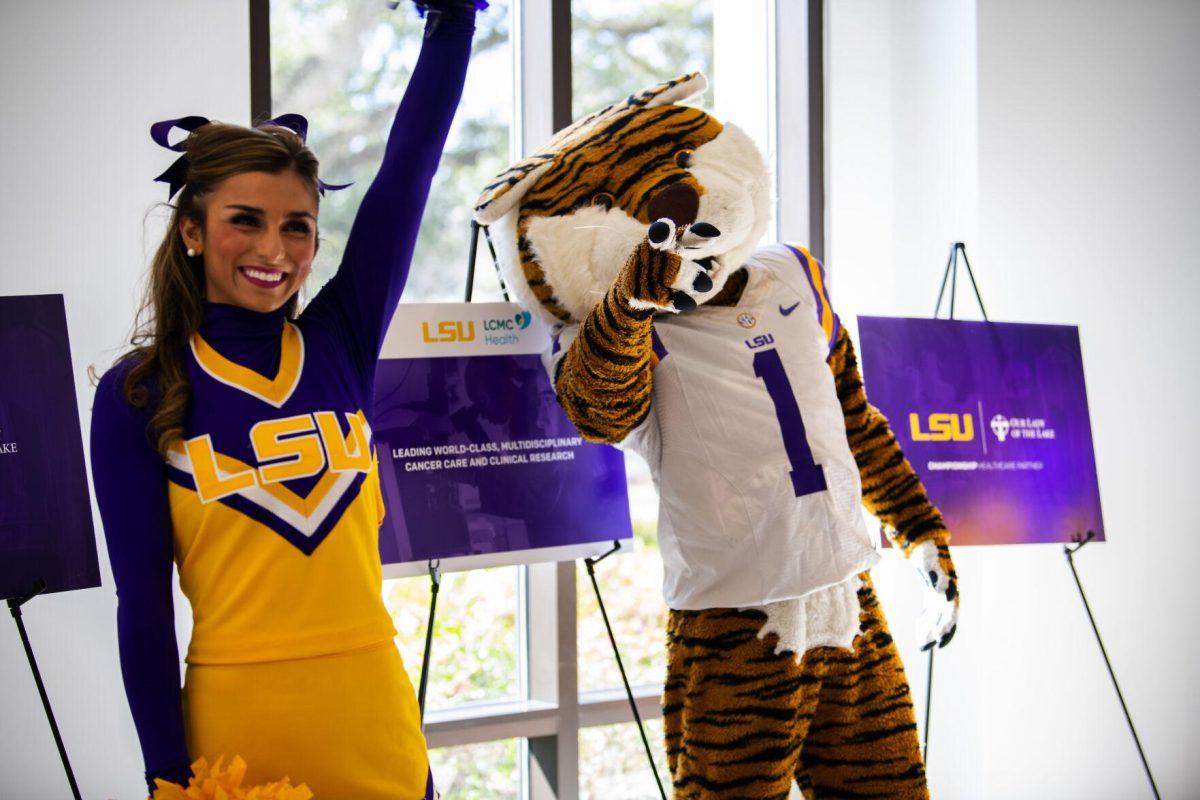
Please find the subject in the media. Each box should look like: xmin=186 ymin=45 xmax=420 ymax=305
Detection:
xmin=474 ymin=153 xmax=556 ymax=225
xmin=474 ymin=72 xmax=709 ymax=225
xmin=628 ymin=71 xmax=708 ymax=109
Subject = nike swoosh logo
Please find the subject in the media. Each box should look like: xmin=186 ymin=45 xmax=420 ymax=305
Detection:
xmin=780 ymin=302 xmax=801 ymax=316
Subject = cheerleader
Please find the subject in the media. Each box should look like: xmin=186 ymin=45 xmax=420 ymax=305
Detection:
xmin=88 ymin=2 xmax=482 ymax=796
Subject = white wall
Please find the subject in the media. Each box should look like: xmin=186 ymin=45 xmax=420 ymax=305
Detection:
xmin=0 ymin=3 xmax=249 ymax=798
xmin=829 ymin=1 xmax=1200 ymax=798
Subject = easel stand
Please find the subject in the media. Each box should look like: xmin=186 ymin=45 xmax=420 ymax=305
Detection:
xmin=417 ymin=560 xmax=442 ymax=727
xmin=584 ymin=542 xmax=668 ymax=800
xmin=934 ymin=241 xmax=987 ymax=321
xmin=932 ymin=246 xmax=1159 ymax=795
xmin=922 ymin=241 xmax=991 ymax=764
xmin=1064 ymin=532 xmax=1160 ymax=800
xmin=7 ymin=578 xmax=82 ymax=800
xmin=412 ymin=218 xmax=503 ymax=725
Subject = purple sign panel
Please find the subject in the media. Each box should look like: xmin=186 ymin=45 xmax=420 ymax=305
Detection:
xmin=372 ymin=353 xmax=632 ymax=574
xmin=857 ymin=316 xmax=1103 ymax=546
xmin=0 ymin=295 xmax=100 ymax=599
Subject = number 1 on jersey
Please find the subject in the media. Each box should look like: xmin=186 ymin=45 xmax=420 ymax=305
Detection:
xmin=753 ymin=348 xmax=828 ymax=497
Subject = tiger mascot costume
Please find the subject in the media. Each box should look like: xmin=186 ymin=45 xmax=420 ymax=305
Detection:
xmin=473 ymin=73 xmax=959 ymax=799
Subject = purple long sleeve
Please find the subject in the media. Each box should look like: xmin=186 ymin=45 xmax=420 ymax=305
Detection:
xmin=303 ymin=5 xmax=476 ymax=388
xmin=91 ymin=7 xmax=475 ymax=792
xmin=90 ymin=358 xmax=192 ymax=791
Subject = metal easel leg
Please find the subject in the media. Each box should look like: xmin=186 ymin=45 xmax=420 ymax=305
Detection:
xmin=948 ymin=245 xmax=959 ymax=319
xmin=1064 ymin=532 xmax=1160 ymax=800
xmin=956 ymin=243 xmax=989 ymax=321
xmin=933 ymin=244 xmax=956 ymax=318
xmin=922 ymin=647 xmax=934 ymax=765
xmin=481 ymin=225 xmax=510 ymax=302
xmin=465 ymin=221 xmax=480 ymax=302
xmin=418 ymin=560 xmax=442 ymax=727
xmin=583 ymin=542 xmax=667 ymax=800
xmin=7 ymin=579 xmax=82 ymax=800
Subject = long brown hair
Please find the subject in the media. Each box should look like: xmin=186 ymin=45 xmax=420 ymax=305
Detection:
xmin=102 ymin=122 xmax=321 ymax=457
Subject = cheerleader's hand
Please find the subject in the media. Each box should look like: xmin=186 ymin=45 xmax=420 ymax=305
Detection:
xmin=387 ymin=1 xmax=488 ymax=12
xmin=909 ymin=538 xmax=959 ymax=650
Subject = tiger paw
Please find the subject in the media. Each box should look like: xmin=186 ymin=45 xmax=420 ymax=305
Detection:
xmin=910 ymin=538 xmax=959 ymax=650
xmin=621 ymin=219 xmax=719 ymax=314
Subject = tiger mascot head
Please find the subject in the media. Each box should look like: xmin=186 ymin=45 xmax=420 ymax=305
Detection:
xmin=473 ymin=72 xmax=771 ymax=325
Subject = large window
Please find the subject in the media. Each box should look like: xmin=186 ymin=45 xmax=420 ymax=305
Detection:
xmin=571 ymin=0 xmax=715 ymax=117
xmin=268 ymin=2 xmax=811 ymax=796
xmin=271 ymin=0 xmax=514 ymax=302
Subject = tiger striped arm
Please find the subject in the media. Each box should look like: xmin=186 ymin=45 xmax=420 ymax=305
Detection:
xmin=553 ymin=221 xmax=710 ymax=443
xmin=828 ymin=326 xmax=959 ymax=645
xmin=552 ymin=241 xmax=674 ymax=444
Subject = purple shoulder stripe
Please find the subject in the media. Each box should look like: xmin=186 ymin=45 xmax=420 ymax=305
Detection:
xmin=782 ymin=243 xmax=840 ymax=359
xmin=650 ymin=327 xmax=668 ymax=365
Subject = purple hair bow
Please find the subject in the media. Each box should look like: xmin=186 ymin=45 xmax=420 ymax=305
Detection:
xmin=150 ymin=113 xmax=352 ymax=199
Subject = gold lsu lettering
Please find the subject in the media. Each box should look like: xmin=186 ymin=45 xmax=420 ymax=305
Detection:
xmin=909 ymin=412 xmax=975 ymax=442
xmin=422 ymin=320 xmax=475 ymax=343
xmin=184 ymin=411 xmax=372 ymax=503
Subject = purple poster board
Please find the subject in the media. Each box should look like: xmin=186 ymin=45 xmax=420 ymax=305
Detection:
xmin=0 ymin=295 xmax=100 ymax=598
xmin=857 ymin=316 xmax=1103 ymax=546
xmin=374 ymin=303 xmax=632 ymax=576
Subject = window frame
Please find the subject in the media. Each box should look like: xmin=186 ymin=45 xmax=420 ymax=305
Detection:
xmin=256 ymin=1 xmax=820 ymax=796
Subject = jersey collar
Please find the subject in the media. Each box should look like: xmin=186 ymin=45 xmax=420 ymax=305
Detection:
xmin=190 ymin=320 xmax=304 ymax=408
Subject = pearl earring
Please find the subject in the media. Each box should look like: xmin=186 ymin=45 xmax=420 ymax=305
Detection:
xmin=187 ymin=248 xmax=197 ymax=257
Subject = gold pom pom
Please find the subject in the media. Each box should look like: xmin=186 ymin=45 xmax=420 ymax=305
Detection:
xmin=150 ymin=755 xmax=313 ymax=800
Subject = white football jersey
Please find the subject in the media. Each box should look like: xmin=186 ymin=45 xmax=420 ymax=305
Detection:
xmin=549 ymin=243 xmax=880 ymax=610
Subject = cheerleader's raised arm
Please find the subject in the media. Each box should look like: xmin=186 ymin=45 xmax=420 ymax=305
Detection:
xmin=304 ymin=1 xmax=480 ymax=384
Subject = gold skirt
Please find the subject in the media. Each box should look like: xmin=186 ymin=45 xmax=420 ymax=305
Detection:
xmin=182 ymin=640 xmax=430 ymax=799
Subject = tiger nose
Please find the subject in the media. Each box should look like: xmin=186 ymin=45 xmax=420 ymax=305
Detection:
xmin=647 ymin=182 xmax=699 ymax=228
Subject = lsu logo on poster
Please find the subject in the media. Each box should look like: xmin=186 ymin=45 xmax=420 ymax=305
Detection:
xmin=422 ymin=320 xmax=475 ymax=343
xmin=909 ymin=412 xmax=975 ymax=442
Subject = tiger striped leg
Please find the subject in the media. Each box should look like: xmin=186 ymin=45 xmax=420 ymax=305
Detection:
xmin=796 ymin=575 xmax=929 ymax=800
xmin=662 ymin=608 xmax=827 ymax=800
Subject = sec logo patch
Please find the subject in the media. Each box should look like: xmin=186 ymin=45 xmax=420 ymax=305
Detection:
xmin=737 ymin=313 xmax=757 ymax=329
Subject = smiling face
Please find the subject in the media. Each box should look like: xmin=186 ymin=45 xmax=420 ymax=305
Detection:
xmin=179 ymin=170 xmax=318 ymax=313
